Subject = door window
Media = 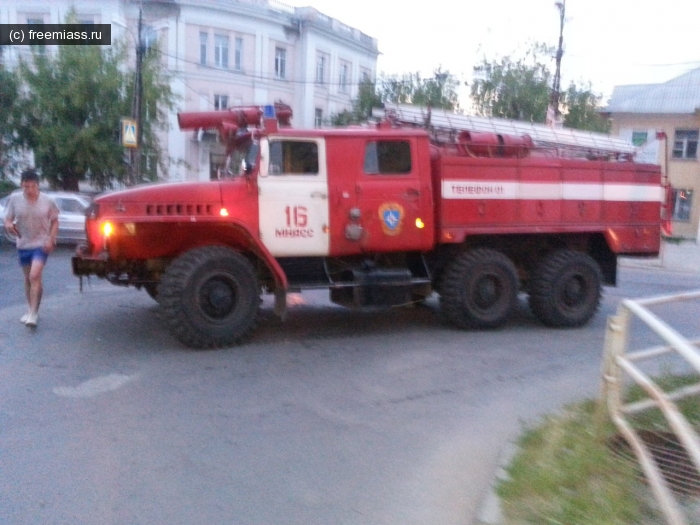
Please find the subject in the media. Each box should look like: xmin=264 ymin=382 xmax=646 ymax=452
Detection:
xmin=364 ymin=141 xmax=412 ymax=175
xmin=269 ymin=141 xmax=319 ymax=175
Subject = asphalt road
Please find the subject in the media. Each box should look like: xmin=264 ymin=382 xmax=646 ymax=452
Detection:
xmin=1 ymin=243 xmax=699 ymax=525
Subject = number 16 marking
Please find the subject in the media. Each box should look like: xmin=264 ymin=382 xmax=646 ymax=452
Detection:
xmin=284 ymin=206 xmax=308 ymax=227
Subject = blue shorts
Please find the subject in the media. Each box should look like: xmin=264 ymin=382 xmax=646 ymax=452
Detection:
xmin=18 ymin=248 xmax=49 ymax=267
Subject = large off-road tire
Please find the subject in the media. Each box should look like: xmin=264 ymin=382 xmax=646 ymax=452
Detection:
xmin=528 ymin=250 xmax=602 ymax=328
xmin=439 ymin=248 xmax=519 ymax=329
xmin=159 ymin=246 xmax=260 ymax=348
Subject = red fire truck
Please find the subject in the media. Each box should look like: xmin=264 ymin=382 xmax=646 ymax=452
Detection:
xmin=72 ymin=103 xmax=667 ymax=348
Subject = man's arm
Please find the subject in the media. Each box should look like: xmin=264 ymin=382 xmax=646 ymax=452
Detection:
xmin=44 ymin=212 xmax=59 ymax=252
xmin=3 ymin=200 xmax=19 ymax=237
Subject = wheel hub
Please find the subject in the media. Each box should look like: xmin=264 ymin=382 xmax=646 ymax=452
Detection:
xmin=473 ymin=274 xmax=500 ymax=308
xmin=199 ymin=277 xmax=236 ymax=319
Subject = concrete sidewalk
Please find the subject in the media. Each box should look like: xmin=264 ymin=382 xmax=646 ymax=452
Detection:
xmin=619 ymin=240 xmax=700 ymax=274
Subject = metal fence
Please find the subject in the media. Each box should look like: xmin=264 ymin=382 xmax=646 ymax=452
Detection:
xmin=601 ymin=290 xmax=700 ymax=525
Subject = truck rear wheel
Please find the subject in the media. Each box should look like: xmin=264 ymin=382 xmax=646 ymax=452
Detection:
xmin=159 ymin=246 xmax=259 ymax=348
xmin=440 ymin=248 xmax=518 ymax=329
xmin=528 ymin=250 xmax=601 ymax=327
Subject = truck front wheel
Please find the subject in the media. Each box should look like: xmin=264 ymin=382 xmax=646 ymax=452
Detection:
xmin=159 ymin=246 xmax=259 ymax=348
xmin=440 ymin=248 xmax=518 ymax=329
xmin=528 ymin=250 xmax=602 ymax=328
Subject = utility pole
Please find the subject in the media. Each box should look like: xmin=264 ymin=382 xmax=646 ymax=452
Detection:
xmin=130 ymin=5 xmax=144 ymax=185
xmin=550 ymin=0 xmax=566 ymax=123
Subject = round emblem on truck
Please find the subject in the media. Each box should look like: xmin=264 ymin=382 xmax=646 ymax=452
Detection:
xmin=378 ymin=202 xmax=404 ymax=236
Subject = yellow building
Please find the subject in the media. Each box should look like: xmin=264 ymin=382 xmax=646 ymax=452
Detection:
xmin=606 ymin=68 xmax=700 ymax=240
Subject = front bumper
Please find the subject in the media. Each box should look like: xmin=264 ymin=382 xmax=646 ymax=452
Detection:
xmin=72 ymin=248 xmax=110 ymax=277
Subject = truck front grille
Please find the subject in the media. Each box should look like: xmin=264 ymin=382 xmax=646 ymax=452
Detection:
xmin=145 ymin=203 xmax=213 ymax=216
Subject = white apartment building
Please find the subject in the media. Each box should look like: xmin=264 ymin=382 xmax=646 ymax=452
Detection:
xmin=0 ymin=0 xmax=379 ymax=182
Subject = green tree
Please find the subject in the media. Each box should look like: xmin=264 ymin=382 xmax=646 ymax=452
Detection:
xmin=0 ymin=62 xmax=20 ymax=180
xmin=14 ymin=11 xmax=175 ymax=191
xmin=561 ymin=82 xmax=610 ymax=133
xmin=330 ymin=78 xmax=383 ymax=126
xmin=470 ymin=43 xmax=609 ymax=132
xmin=470 ymin=43 xmax=553 ymax=122
xmin=331 ymin=68 xmax=460 ymax=125
xmin=381 ymin=67 xmax=460 ymax=110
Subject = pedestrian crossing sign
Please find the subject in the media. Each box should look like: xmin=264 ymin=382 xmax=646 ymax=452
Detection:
xmin=121 ymin=118 xmax=138 ymax=148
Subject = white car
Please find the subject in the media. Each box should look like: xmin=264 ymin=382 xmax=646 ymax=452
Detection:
xmin=0 ymin=191 xmax=93 ymax=245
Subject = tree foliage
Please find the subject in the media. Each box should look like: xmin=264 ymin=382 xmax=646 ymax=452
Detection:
xmin=13 ymin=10 xmax=175 ymax=191
xmin=331 ymin=68 xmax=460 ymax=126
xmin=0 ymin=62 xmax=20 ymax=180
xmin=561 ymin=83 xmax=610 ymax=133
xmin=380 ymin=67 xmax=460 ymax=111
xmin=471 ymin=43 xmax=553 ymax=122
xmin=330 ymin=78 xmax=383 ymax=126
xmin=470 ymin=43 xmax=610 ymax=132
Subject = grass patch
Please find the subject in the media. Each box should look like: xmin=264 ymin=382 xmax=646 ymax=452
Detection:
xmin=498 ymin=374 xmax=700 ymax=525
xmin=626 ymin=374 xmax=700 ymax=431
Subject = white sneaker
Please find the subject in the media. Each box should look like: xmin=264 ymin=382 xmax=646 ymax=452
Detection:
xmin=24 ymin=312 xmax=38 ymax=327
xmin=20 ymin=312 xmax=30 ymax=323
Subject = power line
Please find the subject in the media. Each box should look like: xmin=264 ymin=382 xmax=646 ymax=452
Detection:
xmin=154 ymin=47 xmax=376 ymax=87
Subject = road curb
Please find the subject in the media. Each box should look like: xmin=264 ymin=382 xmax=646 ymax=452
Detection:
xmin=618 ymin=241 xmax=700 ymax=274
xmin=473 ymin=441 xmax=519 ymax=525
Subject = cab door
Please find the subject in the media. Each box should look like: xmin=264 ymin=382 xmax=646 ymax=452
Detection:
xmin=257 ymin=137 xmax=330 ymax=256
xmin=354 ymin=138 xmax=433 ymax=253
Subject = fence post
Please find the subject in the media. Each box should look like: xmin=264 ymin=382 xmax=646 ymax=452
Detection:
xmin=596 ymin=310 xmax=628 ymax=436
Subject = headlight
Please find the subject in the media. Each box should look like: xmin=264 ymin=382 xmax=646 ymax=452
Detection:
xmin=101 ymin=221 xmax=114 ymax=237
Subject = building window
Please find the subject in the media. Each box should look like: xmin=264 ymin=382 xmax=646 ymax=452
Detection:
xmin=364 ymin=141 xmax=412 ymax=175
xmin=210 ymin=151 xmax=226 ymax=181
xmin=314 ymin=108 xmax=323 ymax=128
xmin=316 ymin=54 xmax=326 ymax=84
xmin=234 ymin=37 xmax=243 ymax=70
xmin=672 ymin=129 xmax=698 ymax=159
xmin=275 ymin=47 xmax=286 ymax=79
xmin=631 ymin=131 xmax=648 ymax=146
xmin=199 ymin=32 xmax=207 ymax=65
xmin=214 ymin=34 xmax=229 ymax=69
xmin=339 ymin=62 xmax=349 ymax=93
xmin=671 ymin=189 xmax=693 ymax=221
xmin=214 ymin=95 xmax=228 ymax=110
xmin=27 ymin=18 xmax=46 ymax=52
xmin=360 ymin=67 xmax=372 ymax=82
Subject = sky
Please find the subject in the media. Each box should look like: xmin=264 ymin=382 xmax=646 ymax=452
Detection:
xmin=283 ymin=0 xmax=700 ymax=106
